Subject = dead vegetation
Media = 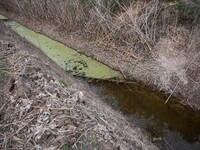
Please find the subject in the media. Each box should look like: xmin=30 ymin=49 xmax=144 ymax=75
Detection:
xmin=0 ymin=23 xmax=158 ymax=150
xmin=0 ymin=0 xmax=199 ymax=109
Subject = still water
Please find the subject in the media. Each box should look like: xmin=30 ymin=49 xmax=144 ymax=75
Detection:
xmin=2 ymin=13 xmax=199 ymax=150
xmin=88 ymin=80 xmax=200 ymax=150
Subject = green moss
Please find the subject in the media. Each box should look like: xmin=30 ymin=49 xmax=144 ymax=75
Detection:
xmin=0 ymin=14 xmax=7 ymax=19
xmin=63 ymin=143 xmax=70 ymax=150
xmin=58 ymin=79 xmax=68 ymax=87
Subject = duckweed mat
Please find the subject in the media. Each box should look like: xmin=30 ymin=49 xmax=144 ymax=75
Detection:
xmin=0 ymin=14 xmax=123 ymax=80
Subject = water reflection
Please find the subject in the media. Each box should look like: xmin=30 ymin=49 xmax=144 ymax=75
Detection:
xmin=88 ymin=81 xmax=200 ymax=149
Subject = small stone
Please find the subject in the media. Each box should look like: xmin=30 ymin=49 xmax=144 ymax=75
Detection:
xmin=152 ymin=137 xmax=162 ymax=142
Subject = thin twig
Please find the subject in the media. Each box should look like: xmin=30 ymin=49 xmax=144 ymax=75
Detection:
xmin=165 ymin=51 xmax=200 ymax=104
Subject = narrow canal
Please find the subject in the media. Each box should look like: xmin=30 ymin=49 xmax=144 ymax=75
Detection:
xmin=87 ymin=80 xmax=200 ymax=150
xmin=2 ymin=14 xmax=200 ymax=150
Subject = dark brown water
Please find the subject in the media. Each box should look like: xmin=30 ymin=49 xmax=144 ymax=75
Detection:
xmin=87 ymin=80 xmax=200 ymax=150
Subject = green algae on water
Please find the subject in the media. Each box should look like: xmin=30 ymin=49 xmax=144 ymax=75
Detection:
xmin=0 ymin=14 xmax=7 ymax=19
xmin=0 ymin=14 xmax=123 ymax=80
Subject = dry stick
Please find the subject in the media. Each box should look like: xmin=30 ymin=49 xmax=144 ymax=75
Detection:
xmin=0 ymin=102 xmax=7 ymax=114
xmin=3 ymin=109 xmax=37 ymax=144
xmin=1 ymin=111 xmax=38 ymax=128
xmin=72 ymin=126 xmax=93 ymax=149
xmin=95 ymin=1 xmax=154 ymax=55
xmin=165 ymin=51 xmax=200 ymax=104
xmin=3 ymin=133 xmax=7 ymax=150
xmin=165 ymin=80 xmax=181 ymax=104
xmin=116 ymin=58 xmax=127 ymax=79
xmin=163 ymin=138 xmax=174 ymax=150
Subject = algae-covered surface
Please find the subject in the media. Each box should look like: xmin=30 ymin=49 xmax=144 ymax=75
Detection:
xmin=0 ymin=15 xmax=6 ymax=19
xmin=0 ymin=14 xmax=123 ymax=80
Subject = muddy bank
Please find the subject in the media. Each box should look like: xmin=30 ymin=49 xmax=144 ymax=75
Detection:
xmin=1 ymin=14 xmax=199 ymax=149
xmin=0 ymin=21 xmax=157 ymax=149
xmin=0 ymin=4 xmax=199 ymax=109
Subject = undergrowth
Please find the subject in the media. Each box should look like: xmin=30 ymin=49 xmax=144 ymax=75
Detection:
xmin=0 ymin=0 xmax=200 ymax=108
xmin=58 ymin=79 xmax=68 ymax=87
xmin=0 ymin=0 xmax=178 ymax=58
xmin=175 ymin=0 xmax=200 ymax=24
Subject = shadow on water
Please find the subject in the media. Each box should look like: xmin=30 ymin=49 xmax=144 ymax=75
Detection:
xmin=87 ymin=80 xmax=200 ymax=150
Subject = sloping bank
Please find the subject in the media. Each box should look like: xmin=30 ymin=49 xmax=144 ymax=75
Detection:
xmin=0 ymin=0 xmax=199 ymax=109
xmin=1 ymin=13 xmax=200 ymax=149
xmin=0 ymin=21 xmax=158 ymax=149
xmin=0 ymin=14 xmax=123 ymax=81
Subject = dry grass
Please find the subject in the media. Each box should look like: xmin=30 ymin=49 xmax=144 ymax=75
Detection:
xmin=0 ymin=25 xmax=158 ymax=149
xmin=0 ymin=0 xmax=200 ymax=109
xmin=0 ymin=0 xmax=177 ymax=57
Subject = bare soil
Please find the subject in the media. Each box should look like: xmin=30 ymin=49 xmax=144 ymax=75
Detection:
xmin=0 ymin=21 xmax=158 ymax=149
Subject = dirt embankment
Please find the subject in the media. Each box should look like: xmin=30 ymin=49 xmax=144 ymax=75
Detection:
xmin=0 ymin=0 xmax=200 ymax=109
xmin=0 ymin=21 xmax=158 ymax=149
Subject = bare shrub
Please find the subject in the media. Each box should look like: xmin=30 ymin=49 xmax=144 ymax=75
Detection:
xmin=0 ymin=0 xmax=89 ymax=31
xmin=0 ymin=0 xmax=178 ymax=57
xmin=177 ymin=0 xmax=200 ymax=24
